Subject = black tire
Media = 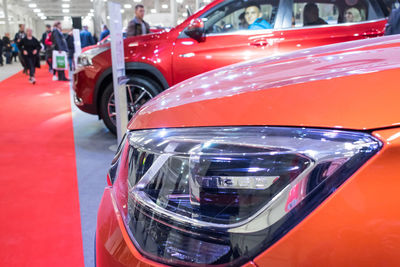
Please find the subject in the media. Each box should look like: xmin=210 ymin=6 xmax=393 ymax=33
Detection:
xmin=99 ymin=75 xmax=162 ymax=134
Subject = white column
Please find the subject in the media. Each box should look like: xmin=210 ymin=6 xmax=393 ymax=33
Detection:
xmin=170 ymin=0 xmax=177 ymax=26
xmin=155 ymin=0 xmax=160 ymax=13
xmin=195 ymin=0 xmax=200 ymax=11
xmin=2 ymin=0 xmax=10 ymax=33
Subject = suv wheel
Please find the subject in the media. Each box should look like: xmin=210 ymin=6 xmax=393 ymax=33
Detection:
xmin=99 ymin=75 xmax=162 ymax=134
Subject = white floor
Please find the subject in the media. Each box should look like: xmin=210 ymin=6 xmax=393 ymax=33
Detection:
xmin=0 ymin=61 xmax=24 ymax=82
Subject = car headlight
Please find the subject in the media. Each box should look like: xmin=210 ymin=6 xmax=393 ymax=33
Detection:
xmin=77 ymin=46 xmax=109 ymax=67
xmin=110 ymin=127 xmax=381 ymax=266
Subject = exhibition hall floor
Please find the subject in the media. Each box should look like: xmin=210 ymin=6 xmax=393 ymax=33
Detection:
xmin=0 ymin=65 xmax=115 ymax=267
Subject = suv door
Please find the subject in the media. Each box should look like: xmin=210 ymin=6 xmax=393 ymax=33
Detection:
xmin=172 ymin=0 xmax=285 ymax=84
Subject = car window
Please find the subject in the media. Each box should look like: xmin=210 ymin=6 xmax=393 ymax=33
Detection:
xmin=288 ymin=0 xmax=385 ymax=28
xmin=201 ymin=0 xmax=280 ymax=34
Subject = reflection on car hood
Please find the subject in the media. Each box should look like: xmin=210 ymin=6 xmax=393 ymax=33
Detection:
xmin=129 ymin=35 xmax=400 ymax=131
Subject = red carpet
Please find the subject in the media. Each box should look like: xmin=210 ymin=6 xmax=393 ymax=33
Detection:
xmin=0 ymin=67 xmax=84 ymax=266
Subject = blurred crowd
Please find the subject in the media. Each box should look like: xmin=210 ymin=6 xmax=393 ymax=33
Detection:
xmin=0 ymin=22 xmax=100 ymax=85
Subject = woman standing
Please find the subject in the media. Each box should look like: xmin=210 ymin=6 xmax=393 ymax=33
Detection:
xmin=20 ymin=29 xmax=41 ymax=84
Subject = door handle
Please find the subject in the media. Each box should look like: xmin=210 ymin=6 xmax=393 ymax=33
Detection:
xmin=250 ymin=39 xmax=269 ymax=47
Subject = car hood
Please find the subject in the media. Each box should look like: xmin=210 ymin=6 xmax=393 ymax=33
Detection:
xmin=128 ymin=35 xmax=400 ymax=131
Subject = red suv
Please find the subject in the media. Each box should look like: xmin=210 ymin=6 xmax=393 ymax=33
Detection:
xmin=74 ymin=0 xmax=388 ymax=133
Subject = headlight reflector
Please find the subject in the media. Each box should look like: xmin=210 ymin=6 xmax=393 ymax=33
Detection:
xmin=77 ymin=46 xmax=109 ymax=67
xmin=111 ymin=127 xmax=381 ymax=266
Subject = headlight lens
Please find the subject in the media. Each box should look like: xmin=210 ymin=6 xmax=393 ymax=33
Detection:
xmin=111 ymin=127 xmax=381 ymax=266
xmin=77 ymin=46 xmax=109 ymax=67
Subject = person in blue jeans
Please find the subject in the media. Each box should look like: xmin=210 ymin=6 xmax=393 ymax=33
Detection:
xmin=66 ymin=30 xmax=75 ymax=72
xmin=80 ymin=26 xmax=94 ymax=48
xmin=244 ymin=4 xmax=272 ymax=30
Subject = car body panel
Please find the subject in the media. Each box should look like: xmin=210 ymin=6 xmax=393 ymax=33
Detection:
xmin=254 ymin=127 xmax=400 ymax=266
xmin=128 ymin=36 xmax=400 ymax=131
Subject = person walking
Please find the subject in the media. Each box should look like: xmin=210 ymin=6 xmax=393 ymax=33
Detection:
xmin=51 ymin=21 xmax=69 ymax=81
xmin=3 ymin=33 xmax=12 ymax=64
xmin=20 ymin=28 xmax=41 ymax=84
xmin=100 ymin=25 xmax=110 ymax=41
xmin=14 ymin=24 xmax=28 ymax=73
xmin=0 ymin=37 xmax=3 ymax=66
xmin=80 ymin=26 xmax=94 ymax=48
xmin=66 ymin=30 xmax=75 ymax=72
xmin=41 ymin=24 xmax=52 ymax=72
xmin=11 ymin=41 xmax=18 ymax=62
xmin=126 ymin=4 xmax=150 ymax=37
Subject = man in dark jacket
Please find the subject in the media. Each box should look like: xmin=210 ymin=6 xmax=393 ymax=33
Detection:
xmin=52 ymin=21 xmax=69 ymax=81
xmin=127 ymin=4 xmax=150 ymax=37
xmin=14 ymin=24 xmax=27 ymax=72
xmin=2 ymin=33 xmax=12 ymax=64
xmin=0 ymin=37 xmax=3 ymax=66
xmin=66 ymin=30 xmax=75 ymax=72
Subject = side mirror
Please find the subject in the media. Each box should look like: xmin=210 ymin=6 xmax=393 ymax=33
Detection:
xmin=184 ymin=18 xmax=205 ymax=42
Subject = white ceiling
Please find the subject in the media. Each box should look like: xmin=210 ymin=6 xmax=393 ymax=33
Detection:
xmin=11 ymin=0 xmax=211 ymax=21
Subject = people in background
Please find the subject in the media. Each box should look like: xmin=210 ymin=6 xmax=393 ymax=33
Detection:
xmin=385 ymin=6 xmax=400 ymax=35
xmin=14 ymin=24 xmax=27 ymax=74
xmin=127 ymin=4 xmax=150 ymax=37
xmin=41 ymin=24 xmax=52 ymax=71
xmin=303 ymin=3 xmax=327 ymax=26
xmin=244 ymin=4 xmax=272 ymax=30
xmin=66 ymin=30 xmax=75 ymax=72
xmin=44 ymin=29 xmax=53 ymax=73
xmin=52 ymin=21 xmax=69 ymax=81
xmin=345 ymin=10 xmax=354 ymax=23
xmin=80 ymin=25 xmax=94 ymax=48
xmin=0 ymin=37 xmax=3 ymax=66
xmin=2 ymin=33 xmax=12 ymax=64
xmin=238 ymin=12 xmax=248 ymax=29
xmin=100 ymin=25 xmax=110 ymax=41
xmin=20 ymin=28 xmax=41 ymax=84
xmin=11 ymin=41 xmax=18 ymax=62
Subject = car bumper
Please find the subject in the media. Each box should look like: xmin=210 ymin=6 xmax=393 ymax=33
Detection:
xmin=73 ymin=66 xmax=98 ymax=115
xmin=96 ymin=188 xmax=257 ymax=267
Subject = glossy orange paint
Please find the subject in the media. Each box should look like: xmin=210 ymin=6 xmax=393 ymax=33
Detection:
xmin=128 ymin=36 xmax=400 ymax=131
xmin=96 ymin=187 xmax=258 ymax=267
xmin=253 ymin=127 xmax=400 ymax=266
xmin=98 ymin=36 xmax=400 ymax=267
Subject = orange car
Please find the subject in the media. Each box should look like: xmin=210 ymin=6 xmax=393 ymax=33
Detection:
xmin=96 ymin=35 xmax=400 ymax=267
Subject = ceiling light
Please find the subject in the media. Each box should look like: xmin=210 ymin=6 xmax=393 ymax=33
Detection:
xmin=28 ymin=3 xmax=37 ymax=8
xmin=162 ymin=4 xmax=168 ymax=8
xmin=150 ymin=9 xmax=156 ymax=13
xmin=41 ymin=16 xmax=47 ymax=20
xmin=33 ymin=9 xmax=41 ymax=13
xmin=37 ymin=13 xmax=44 ymax=16
xmin=133 ymin=0 xmax=141 ymax=2
xmin=121 ymin=9 xmax=125 ymax=13
xmin=124 ymin=4 xmax=132 ymax=8
xmin=62 ymin=0 xmax=70 ymax=2
xmin=62 ymin=9 xmax=70 ymax=13
xmin=62 ymin=4 xmax=70 ymax=8
xmin=90 ymin=9 xmax=94 ymax=12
